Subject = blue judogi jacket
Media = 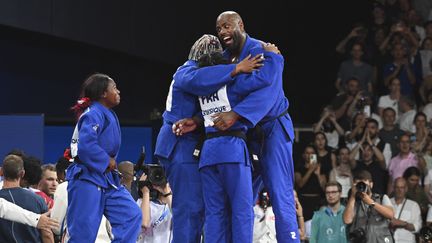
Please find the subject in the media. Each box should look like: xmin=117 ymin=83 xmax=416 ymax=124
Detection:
xmin=225 ymin=35 xmax=295 ymax=141
xmin=155 ymin=59 xmax=238 ymax=162
xmin=66 ymin=102 xmax=121 ymax=189
xmin=173 ymin=41 xmax=283 ymax=168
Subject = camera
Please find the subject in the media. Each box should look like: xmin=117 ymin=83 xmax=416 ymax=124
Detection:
xmin=420 ymin=226 xmax=432 ymax=242
xmin=137 ymin=164 xmax=167 ymax=199
xmin=138 ymin=164 xmax=167 ymax=188
xmin=349 ymin=228 xmax=366 ymax=243
xmin=355 ymin=181 xmax=368 ymax=201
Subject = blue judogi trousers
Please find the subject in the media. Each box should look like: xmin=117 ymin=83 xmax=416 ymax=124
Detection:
xmin=67 ymin=179 xmax=142 ymax=243
xmin=252 ymin=119 xmax=299 ymax=243
xmin=201 ymin=163 xmax=253 ymax=243
xmin=160 ymin=157 xmax=204 ymax=243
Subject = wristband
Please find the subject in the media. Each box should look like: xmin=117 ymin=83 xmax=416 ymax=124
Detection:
xmin=162 ymin=191 xmax=172 ymax=197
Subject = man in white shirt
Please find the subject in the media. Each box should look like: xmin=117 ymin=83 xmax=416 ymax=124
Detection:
xmin=399 ymin=96 xmax=417 ymax=133
xmin=378 ymin=77 xmax=400 ymax=120
xmin=390 ymin=177 xmax=422 ymax=243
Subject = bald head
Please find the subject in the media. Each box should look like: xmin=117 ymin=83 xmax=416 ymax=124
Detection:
xmin=394 ymin=177 xmax=408 ymax=200
xmin=118 ymin=161 xmax=134 ymax=181
xmin=394 ymin=177 xmax=407 ymax=187
xmin=217 ymin=11 xmax=242 ymax=23
xmin=216 ymin=11 xmax=246 ymax=53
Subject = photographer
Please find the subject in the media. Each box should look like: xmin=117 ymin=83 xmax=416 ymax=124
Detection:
xmin=137 ymin=168 xmax=172 ymax=243
xmin=343 ymin=170 xmax=394 ymax=243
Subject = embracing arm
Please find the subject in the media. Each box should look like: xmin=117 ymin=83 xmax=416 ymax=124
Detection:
xmin=173 ymin=54 xmax=263 ymax=96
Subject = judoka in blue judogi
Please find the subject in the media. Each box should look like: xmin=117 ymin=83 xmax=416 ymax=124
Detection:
xmin=213 ymin=12 xmax=299 ymax=243
xmin=173 ymin=35 xmax=283 ymax=243
xmin=66 ymin=74 xmax=141 ymax=243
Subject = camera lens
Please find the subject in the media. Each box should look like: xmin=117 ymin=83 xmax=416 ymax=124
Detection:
xmin=349 ymin=228 xmax=366 ymax=243
xmin=356 ymin=182 xmax=367 ymax=193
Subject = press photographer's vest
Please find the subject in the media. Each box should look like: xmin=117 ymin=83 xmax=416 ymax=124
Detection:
xmin=351 ymin=193 xmax=394 ymax=243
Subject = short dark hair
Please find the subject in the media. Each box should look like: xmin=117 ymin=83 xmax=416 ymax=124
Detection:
xmin=22 ymin=156 xmax=42 ymax=185
xmin=353 ymin=170 xmax=372 ymax=182
xmin=403 ymin=166 xmax=421 ymax=179
xmin=366 ymin=118 xmax=379 ymax=127
xmin=2 ymin=155 xmax=24 ymax=180
xmin=414 ymin=112 xmax=427 ymax=124
xmin=337 ymin=146 xmax=350 ymax=155
xmin=325 ymin=181 xmax=342 ymax=192
xmin=383 ymin=107 xmax=396 ymax=116
xmin=6 ymin=149 xmax=26 ymax=158
xmin=56 ymin=157 xmax=71 ymax=176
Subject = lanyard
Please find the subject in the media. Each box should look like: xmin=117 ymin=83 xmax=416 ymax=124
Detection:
xmin=396 ymin=199 xmax=407 ymax=220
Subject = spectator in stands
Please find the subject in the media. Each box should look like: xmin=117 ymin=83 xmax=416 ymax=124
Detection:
xmin=380 ymin=107 xmax=406 ymax=157
xmin=137 ymin=172 xmax=172 ymax=243
xmin=418 ymin=37 xmax=432 ymax=86
xmin=390 ymin=177 xmax=422 ymax=243
xmin=21 ymin=156 xmax=53 ymax=209
xmin=335 ymin=43 xmax=373 ymax=94
xmin=403 ymin=166 xmax=429 ymax=221
xmin=348 ymin=118 xmax=392 ymax=165
xmin=422 ymin=89 xmax=432 ymax=121
xmin=329 ymin=147 xmax=353 ymax=204
xmin=0 ymin=155 xmax=53 ymax=243
xmin=345 ymin=111 xmax=367 ymax=145
xmin=350 ymin=138 xmax=389 ymax=195
xmin=38 ymin=164 xmax=58 ymax=199
xmin=331 ymin=78 xmax=362 ymax=131
xmin=346 ymin=91 xmax=383 ymax=127
xmin=313 ymin=106 xmax=345 ymax=149
xmin=383 ymin=43 xmax=418 ymax=97
xmin=412 ymin=0 xmax=432 ymax=23
xmin=399 ymin=95 xmax=417 ymax=133
xmin=378 ymin=77 xmax=401 ymax=119
xmin=388 ymin=134 xmax=424 ymax=194
xmin=310 ymin=181 xmax=347 ymax=243
xmin=405 ymin=8 xmax=426 ymax=42
xmin=295 ymin=145 xmax=326 ymax=221
xmin=411 ymin=112 xmax=430 ymax=153
xmin=313 ymin=132 xmax=336 ymax=179
xmin=421 ymin=135 xmax=432 ymax=172
xmin=293 ymin=190 xmax=306 ymax=242
xmin=368 ymin=118 xmax=393 ymax=164
xmin=335 ymin=24 xmax=368 ymax=57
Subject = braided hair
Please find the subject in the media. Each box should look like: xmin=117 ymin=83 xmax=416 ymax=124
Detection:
xmin=188 ymin=34 xmax=223 ymax=61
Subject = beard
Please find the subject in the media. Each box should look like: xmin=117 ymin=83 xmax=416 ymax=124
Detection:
xmin=225 ymin=31 xmax=243 ymax=54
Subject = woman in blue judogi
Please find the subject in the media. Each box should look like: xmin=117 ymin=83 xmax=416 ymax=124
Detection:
xmin=154 ymin=35 xmax=226 ymax=243
xmin=66 ymin=73 xmax=141 ymax=243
